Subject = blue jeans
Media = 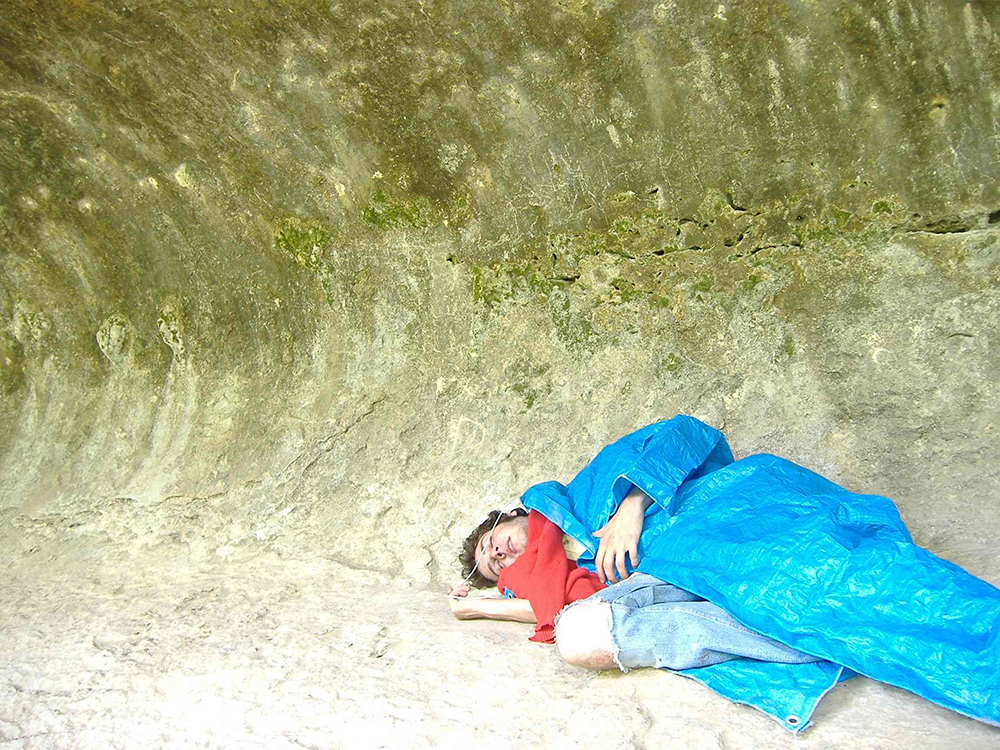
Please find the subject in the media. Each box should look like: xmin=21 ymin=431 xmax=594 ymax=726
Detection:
xmin=571 ymin=573 xmax=821 ymax=672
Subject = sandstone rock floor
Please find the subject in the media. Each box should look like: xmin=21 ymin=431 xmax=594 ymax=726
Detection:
xmin=3 ymin=541 xmax=999 ymax=750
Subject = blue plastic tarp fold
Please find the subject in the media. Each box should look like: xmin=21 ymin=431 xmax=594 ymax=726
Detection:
xmin=521 ymin=416 xmax=1000 ymax=731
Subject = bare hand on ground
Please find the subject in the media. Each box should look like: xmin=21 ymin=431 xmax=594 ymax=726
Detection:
xmin=448 ymin=595 xmax=480 ymax=619
xmin=447 ymin=582 xmax=471 ymax=598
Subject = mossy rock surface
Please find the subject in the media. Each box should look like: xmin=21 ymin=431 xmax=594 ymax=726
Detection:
xmin=0 ymin=0 xmax=997 ymax=619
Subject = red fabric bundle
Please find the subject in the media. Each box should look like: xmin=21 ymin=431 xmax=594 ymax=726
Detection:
xmin=496 ymin=510 xmax=606 ymax=643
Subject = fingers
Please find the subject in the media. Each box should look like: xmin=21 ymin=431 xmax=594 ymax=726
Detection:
xmin=447 ymin=583 xmax=471 ymax=598
xmin=615 ymin=548 xmax=629 ymax=582
xmin=595 ymin=503 xmax=646 ymax=585
xmin=598 ymin=543 xmax=620 ymax=585
xmin=597 ymin=541 xmax=639 ymax=585
xmin=605 ymin=556 xmax=620 ymax=584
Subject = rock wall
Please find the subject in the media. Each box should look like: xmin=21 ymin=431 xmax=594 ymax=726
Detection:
xmin=1 ymin=0 xmax=998 ymax=585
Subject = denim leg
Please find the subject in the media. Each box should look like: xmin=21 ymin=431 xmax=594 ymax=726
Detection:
xmin=586 ymin=572 xmax=705 ymax=607
xmin=580 ymin=574 xmax=821 ymax=672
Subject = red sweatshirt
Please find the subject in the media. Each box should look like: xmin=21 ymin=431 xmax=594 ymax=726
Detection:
xmin=496 ymin=510 xmax=606 ymax=643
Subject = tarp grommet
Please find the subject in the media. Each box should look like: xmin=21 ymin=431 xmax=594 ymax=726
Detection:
xmin=786 ymin=716 xmax=800 ymax=726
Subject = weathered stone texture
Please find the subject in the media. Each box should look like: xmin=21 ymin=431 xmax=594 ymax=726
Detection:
xmin=0 ymin=0 xmax=998 ymax=745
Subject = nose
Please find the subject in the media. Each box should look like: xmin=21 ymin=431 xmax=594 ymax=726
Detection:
xmin=493 ymin=541 xmax=506 ymax=559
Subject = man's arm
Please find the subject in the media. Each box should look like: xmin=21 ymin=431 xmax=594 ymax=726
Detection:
xmin=448 ymin=593 xmax=537 ymax=623
xmin=593 ymin=485 xmax=653 ymax=584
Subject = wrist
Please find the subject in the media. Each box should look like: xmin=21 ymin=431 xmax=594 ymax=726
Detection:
xmin=621 ymin=494 xmax=650 ymax=514
xmin=450 ymin=597 xmax=484 ymax=620
xmin=624 ymin=486 xmax=654 ymax=511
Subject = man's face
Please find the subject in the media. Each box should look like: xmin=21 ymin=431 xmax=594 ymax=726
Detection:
xmin=475 ymin=514 xmax=530 ymax=583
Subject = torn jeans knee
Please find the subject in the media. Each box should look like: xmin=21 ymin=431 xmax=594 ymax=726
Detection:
xmin=555 ymin=598 xmax=624 ymax=672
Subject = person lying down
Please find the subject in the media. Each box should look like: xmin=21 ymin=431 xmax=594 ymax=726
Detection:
xmin=446 ymin=416 xmax=1000 ymax=734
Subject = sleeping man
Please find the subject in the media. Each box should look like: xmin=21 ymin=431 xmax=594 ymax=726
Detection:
xmin=445 ymin=416 xmax=1000 ymax=733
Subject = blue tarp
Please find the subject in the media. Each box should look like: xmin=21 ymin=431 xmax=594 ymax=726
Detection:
xmin=521 ymin=416 xmax=1000 ymax=732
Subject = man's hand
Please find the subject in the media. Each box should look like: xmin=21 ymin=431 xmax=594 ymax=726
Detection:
xmin=593 ymin=487 xmax=653 ymax=584
xmin=448 ymin=593 xmax=482 ymax=620
xmin=447 ymin=583 xmax=471 ymax=598
xmin=447 ymin=583 xmax=478 ymax=620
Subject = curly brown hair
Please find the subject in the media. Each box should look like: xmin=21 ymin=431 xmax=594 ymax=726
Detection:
xmin=459 ymin=508 xmax=528 ymax=588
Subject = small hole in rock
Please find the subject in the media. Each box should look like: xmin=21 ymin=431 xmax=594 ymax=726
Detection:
xmin=988 ymin=209 xmax=1000 ymax=224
